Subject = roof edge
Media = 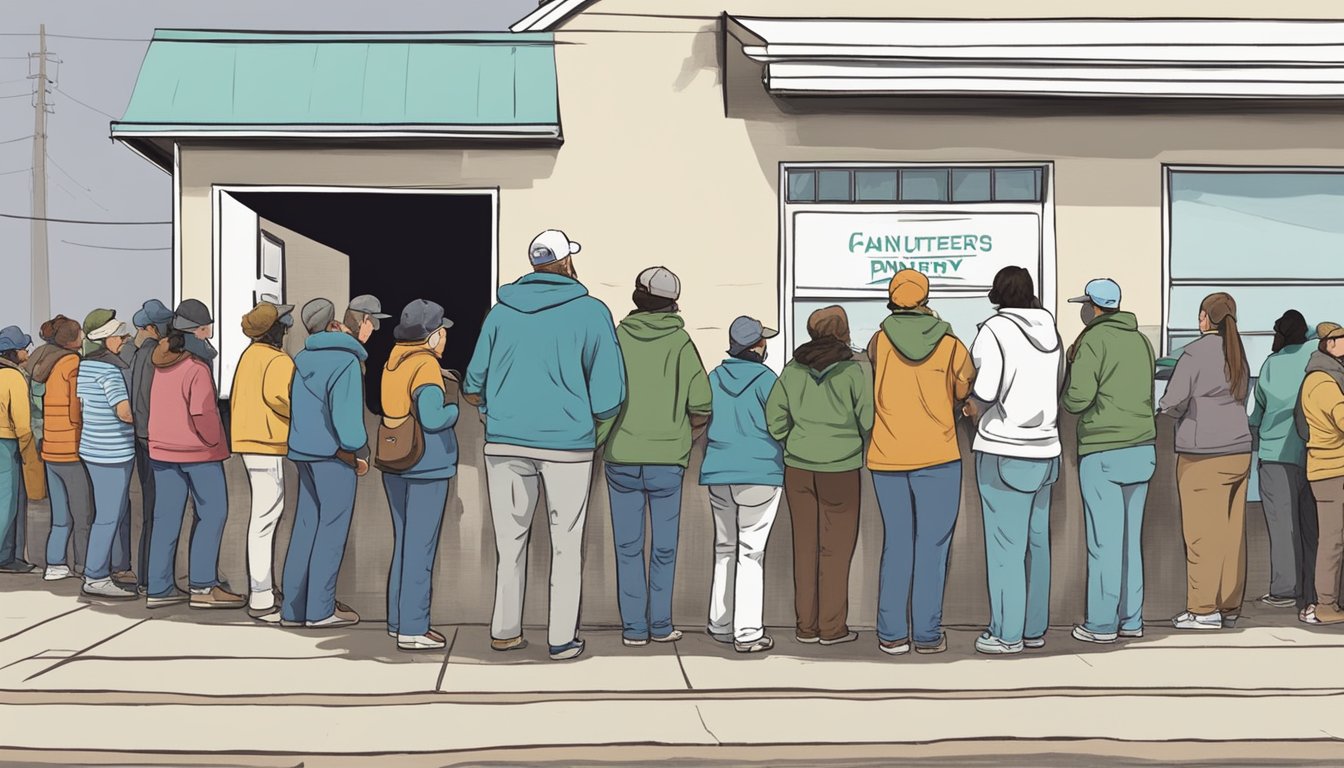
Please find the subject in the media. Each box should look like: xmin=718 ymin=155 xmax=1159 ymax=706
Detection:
xmin=511 ymin=0 xmax=598 ymax=33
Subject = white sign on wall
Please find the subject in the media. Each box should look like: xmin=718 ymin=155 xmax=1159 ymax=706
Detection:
xmin=793 ymin=210 xmax=1042 ymax=293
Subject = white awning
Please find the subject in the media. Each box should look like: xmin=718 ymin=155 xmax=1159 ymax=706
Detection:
xmin=727 ymin=17 xmax=1344 ymax=99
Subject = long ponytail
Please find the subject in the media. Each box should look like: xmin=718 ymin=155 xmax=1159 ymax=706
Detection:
xmin=1201 ymin=292 xmax=1248 ymax=401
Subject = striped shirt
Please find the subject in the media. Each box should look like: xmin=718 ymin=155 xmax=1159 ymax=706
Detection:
xmin=77 ymin=357 xmax=135 ymax=464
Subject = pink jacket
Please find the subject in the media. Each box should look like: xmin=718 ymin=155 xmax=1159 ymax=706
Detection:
xmin=148 ymin=340 xmax=228 ymax=463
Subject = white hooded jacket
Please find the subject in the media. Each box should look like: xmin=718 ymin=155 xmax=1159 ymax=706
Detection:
xmin=970 ymin=308 xmax=1063 ymax=459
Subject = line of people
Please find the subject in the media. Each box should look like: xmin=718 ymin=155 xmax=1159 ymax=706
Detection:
xmin=1 ymin=227 xmax=1340 ymax=660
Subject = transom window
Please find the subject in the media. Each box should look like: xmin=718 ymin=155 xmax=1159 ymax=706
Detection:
xmin=786 ymin=166 xmax=1045 ymax=204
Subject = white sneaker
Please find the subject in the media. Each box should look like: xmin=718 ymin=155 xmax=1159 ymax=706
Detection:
xmin=1072 ymin=625 xmax=1118 ymax=644
xmin=1024 ymin=636 xmax=1046 ymax=649
xmin=975 ymin=632 xmax=1024 ymax=655
xmin=397 ymin=631 xmax=447 ymax=651
xmin=44 ymin=565 xmax=73 ymax=581
xmin=82 ymin=579 xmax=136 ymax=600
xmin=1119 ymin=626 xmax=1145 ymax=639
xmin=1172 ymin=611 xmax=1222 ymax=630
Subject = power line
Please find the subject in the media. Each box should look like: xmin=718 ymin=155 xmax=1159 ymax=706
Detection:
xmin=54 ymin=87 xmax=116 ymax=119
xmin=0 ymin=32 xmax=149 ymax=42
xmin=0 ymin=135 xmax=32 ymax=145
xmin=61 ymin=239 xmax=170 ymax=252
xmin=0 ymin=211 xmax=169 ymax=225
xmin=0 ymin=168 xmax=30 ymax=177
xmin=0 ymin=93 xmax=32 ymax=100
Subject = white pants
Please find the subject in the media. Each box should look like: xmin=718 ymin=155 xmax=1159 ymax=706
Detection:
xmin=707 ymin=484 xmax=782 ymax=643
xmin=485 ymin=454 xmax=593 ymax=649
xmin=242 ymin=454 xmax=285 ymax=610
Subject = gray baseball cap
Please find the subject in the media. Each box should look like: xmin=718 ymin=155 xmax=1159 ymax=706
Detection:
xmin=393 ymin=298 xmax=454 ymax=341
xmin=637 ymin=266 xmax=681 ymax=301
xmin=301 ymin=298 xmax=336 ymax=333
xmin=171 ymin=299 xmax=214 ymax=331
xmin=728 ymin=316 xmax=778 ymax=356
xmin=348 ymin=294 xmax=392 ymax=329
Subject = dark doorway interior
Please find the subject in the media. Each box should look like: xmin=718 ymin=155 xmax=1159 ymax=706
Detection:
xmin=232 ymin=191 xmax=493 ymax=413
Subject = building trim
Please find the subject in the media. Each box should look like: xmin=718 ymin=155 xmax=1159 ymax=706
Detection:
xmin=112 ymin=125 xmax=562 ymax=140
xmin=511 ymin=0 xmax=597 ymax=32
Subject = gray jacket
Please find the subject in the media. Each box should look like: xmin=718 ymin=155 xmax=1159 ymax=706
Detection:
xmin=130 ymin=337 xmax=157 ymax=440
xmin=1158 ymin=332 xmax=1252 ymax=456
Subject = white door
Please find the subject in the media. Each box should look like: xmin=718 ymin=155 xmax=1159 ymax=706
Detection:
xmin=257 ymin=231 xmax=285 ymax=307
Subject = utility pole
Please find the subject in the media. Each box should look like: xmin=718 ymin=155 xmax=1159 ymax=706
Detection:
xmin=29 ymin=24 xmax=51 ymax=334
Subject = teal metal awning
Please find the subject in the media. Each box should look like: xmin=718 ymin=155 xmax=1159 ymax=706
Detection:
xmin=112 ymin=29 xmax=561 ymax=166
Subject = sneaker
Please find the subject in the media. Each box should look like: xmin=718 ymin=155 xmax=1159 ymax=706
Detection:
xmin=707 ymin=629 xmax=734 ymax=644
xmin=916 ymin=635 xmax=948 ymax=655
xmin=1172 ymin=611 xmax=1222 ymax=630
xmin=975 ymin=632 xmax=1023 ymax=655
xmin=652 ymin=629 xmax=683 ymax=643
xmin=491 ymin=636 xmax=528 ymax=652
xmin=398 ymin=630 xmax=447 ymax=651
xmin=146 ymin=589 xmax=190 ymax=608
xmin=306 ymin=604 xmax=360 ymax=628
xmin=1260 ymin=594 xmax=1297 ymax=609
xmin=1223 ymin=614 xmax=1240 ymax=629
xmin=795 ymin=634 xmax=820 ymax=645
xmin=82 ymin=579 xmax=137 ymax=600
xmin=622 ymin=637 xmax=650 ymax=647
xmin=190 ymin=587 xmax=246 ymax=610
xmin=111 ymin=570 xmax=137 ymax=586
xmin=1313 ymin=604 xmax=1344 ymax=625
xmin=1024 ymin=636 xmax=1046 ymax=649
xmin=1072 ymin=625 xmax=1118 ymax=644
xmin=248 ymin=606 xmax=282 ymax=624
xmin=735 ymin=636 xmax=774 ymax=653
xmin=43 ymin=565 xmax=73 ymax=581
xmin=1119 ymin=626 xmax=1145 ymax=639
xmin=879 ymin=639 xmax=911 ymax=656
xmin=549 ymin=638 xmax=586 ymax=661
xmin=1301 ymin=606 xmax=1322 ymax=625
xmin=820 ymin=631 xmax=859 ymax=646
xmin=0 ymin=559 xmax=36 ymax=574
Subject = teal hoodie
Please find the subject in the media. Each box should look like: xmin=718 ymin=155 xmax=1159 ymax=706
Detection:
xmin=288 ymin=331 xmax=368 ymax=463
xmin=700 ymin=358 xmax=784 ymax=487
xmin=1251 ymin=341 xmax=1314 ymax=466
xmin=605 ymin=312 xmax=711 ymax=468
xmin=464 ymin=273 xmax=626 ymax=452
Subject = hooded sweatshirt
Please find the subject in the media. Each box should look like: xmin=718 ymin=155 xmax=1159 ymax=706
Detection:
xmin=148 ymin=340 xmax=228 ymax=463
xmin=866 ymin=312 xmax=976 ymax=472
xmin=28 ymin=344 xmax=81 ymax=464
xmin=766 ymin=352 xmax=874 ymax=474
xmin=1296 ymin=350 xmax=1344 ymax=481
xmin=1250 ymin=341 xmax=1313 ymax=466
xmin=381 ymin=343 xmax=459 ymax=480
xmin=0 ymin=357 xmax=44 ymax=499
xmin=1158 ymin=332 xmax=1252 ymax=456
xmin=700 ymin=357 xmax=784 ymax=487
xmin=1062 ymin=311 xmax=1157 ymax=457
xmin=464 ymin=273 xmax=626 ymax=455
xmin=230 ymin=341 xmax=295 ymax=455
xmin=605 ymin=312 xmax=712 ymax=468
xmin=288 ymin=331 xmax=368 ymax=463
xmin=969 ymin=308 xmax=1062 ymax=460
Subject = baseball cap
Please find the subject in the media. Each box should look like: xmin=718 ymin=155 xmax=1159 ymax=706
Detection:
xmin=172 ymin=299 xmax=214 ymax=331
xmin=241 ymin=301 xmax=295 ymax=340
xmin=529 ymin=229 xmax=581 ymax=266
xmin=728 ymin=316 xmax=778 ymax=356
xmin=637 ymin=266 xmax=681 ymax=301
xmin=394 ymin=298 xmax=454 ymax=341
xmin=0 ymin=325 xmax=32 ymax=353
xmin=301 ymin=298 xmax=337 ymax=334
xmin=132 ymin=299 xmax=174 ymax=330
xmin=1068 ymin=278 xmax=1122 ymax=310
xmin=888 ymin=270 xmax=930 ymax=309
xmin=1318 ymin=322 xmax=1344 ymax=342
xmin=347 ymin=295 xmax=391 ymax=330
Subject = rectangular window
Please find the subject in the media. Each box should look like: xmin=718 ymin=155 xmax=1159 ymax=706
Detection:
xmin=994 ymin=168 xmax=1041 ymax=202
xmin=787 ymin=170 xmax=816 ymax=203
xmin=816 ymin=170 xmax=852 ymax=202
xmin=952 ymin=169 xmax=992 ymax=202
xmin=855 ymin=170 xmax=898 ymax=201
xmin=786 ymin=165 xmax=1044 ymax=206
xmin=901 ymin=169 xmax=950 ymax=202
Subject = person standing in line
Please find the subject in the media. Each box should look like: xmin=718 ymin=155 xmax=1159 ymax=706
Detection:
xmin=604 ymin=267 xmax=711 ymax=647
xmin=282 ymin=298 xmax=369 ymax=628
xmin=28 ymin=315 xmax=92 ymax=581
xmin=1063 ymin=279 xmax=1157 ymax=645
xmin=1159 ymin=293 xmax=1253 ymax=631
xmin=767 ymin=305 xmax=873 ymax=648
xmin=0 ymin=326 xmax=45 ymax=574
xmin=1249 ymin=310 xmax=1317 ymax=619
xmin=230 ymin=301 xmax=296 ymax=624
xmin=145 ymin=300 xmax=243 ymax=609
xmin=77 ymin=310 xmax=138 ymax=599
xmin=380 ymin=299 xmax=458 ymax=651
xmin=1295 ymin=322 xmax=1344 ymax=625
xmin=966 ymin=267 xmax=1062 ymax=655
xmin=128 ymin=299 xmax=173 ymax=595
xmin=344 ymin=295 xmax=391 ymax=347
xmin=702 ymin=316 xmax=783 ymax=654
xmin=464 ymin=229 xmax=626 ymax=662
xmin=865 ymin=271 xmax=976 ymax=657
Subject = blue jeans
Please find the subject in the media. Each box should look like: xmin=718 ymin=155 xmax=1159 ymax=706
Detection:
xmin=976 ymin=452 xmax=1059 ymax=645
xmin=83 ymin=460 xmax=133 ymax=581
xmin=0 ymin=439 xmax=27 ymax=565
xmin=1079 ymin=445 xmax=1156 ymax=635
xmin=872 ymin=461 xmax=962 ymax=645
xmin=383 ymin=475 xmax=448 ymax=637
xmin=147 ymin=460 xmax=228 ymax=596
xmin=282 ymin=460 xmax=357 ymax=624
xmin=605 ymin=463 xmax=685 ymax=640
xmin=46 ymin=461 xmax=92 ymax=570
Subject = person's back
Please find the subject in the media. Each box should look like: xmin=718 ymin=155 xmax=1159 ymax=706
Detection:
xmin=1062 ymin=310 xmax=1157 ymax=455
xmin=972 ymin=308 xmax=1062 ymax=458
xmin=148 ymin=341 xmax=227 ymax=463
xmin=606 ymin=311 xmax=709 ymax=467
xmin=1303 ymin=368 xmax=1344 ymax=481
xmin=39 ymin=351 xmax=81 ymax=464
xmin=1162 ymin=333 xmax=1252 ymax=457
xmin=1255 ymin=340 xmax=1314 ymax=467
xmin=288 ymin=331 xmax=367 ymax=462
xmin=769 ymin=355 xmax=871 ymax=472
xmin=230 ymin=341 xmax=294 ymax=456
xmin=702 ymin=358 xmax=782 ymax=487
xmin=77 ymin=354 xmax=134 ymax=465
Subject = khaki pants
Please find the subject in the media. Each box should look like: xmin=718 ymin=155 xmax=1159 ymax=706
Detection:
xmin=1176 ymin=454 xmax=1251 ymax=615
xmin=784 ymin=467 xmax=861 ymax=641
xmin=1310 ymin=475 xmax=1344 ymax=608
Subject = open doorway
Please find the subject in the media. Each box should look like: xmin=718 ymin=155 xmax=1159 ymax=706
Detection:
xmin=215 ymin=187 xmax=497 ymax=413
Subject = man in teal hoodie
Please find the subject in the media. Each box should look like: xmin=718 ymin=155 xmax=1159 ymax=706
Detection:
xmin=465 ymin=229 xmax=626 ymax=662
xmin=604 ymin=267 xmax=712 ymax=648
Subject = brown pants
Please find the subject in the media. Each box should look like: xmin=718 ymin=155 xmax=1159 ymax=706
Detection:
xmin=1310 ymin=476 xmax=1344 ymax=607
xmin=1176 ymin=454 xmax=1251 ymax=615
xmin=785 ymin=467 xmax=861 ymax=641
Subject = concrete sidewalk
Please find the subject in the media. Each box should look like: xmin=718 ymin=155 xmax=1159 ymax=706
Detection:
xmin=3 ymin=579 xmax=1344 ymax=765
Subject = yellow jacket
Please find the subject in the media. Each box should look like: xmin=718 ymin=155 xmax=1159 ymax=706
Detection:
xmin=1302 ymin=370 xmax=1344 ymax=481
xmin=867 ymin=322 xmax=975 ymax=472
xmin=229 ymin=342 xmax=295 ymax=455
xmin=0 ymin=361 xmax=46 ymax=499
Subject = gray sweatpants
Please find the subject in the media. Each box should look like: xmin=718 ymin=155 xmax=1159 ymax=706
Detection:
xmin=1259 ymin=461 xmax=1318 ymax=607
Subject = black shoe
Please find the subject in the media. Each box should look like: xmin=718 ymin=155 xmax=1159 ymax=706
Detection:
xmin=0 ymin=559 xmax=36 ymax=574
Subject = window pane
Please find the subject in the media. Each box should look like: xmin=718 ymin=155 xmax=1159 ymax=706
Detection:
xmin=994 ymin=168 xmax=1040 ymax=201
xmin=952 ymin=169 xmax=992 ymax=202
xmin=855 ymin=171 xmax=898 ymax=201
xmin=817 ymin=170 xmax=852 ymax=202
xmin=787 ymin=171 xmax=816 ymax=203
xmin=1170 ymin=171 xmax=1344 ymax=280
xmin=901 ymin=169 xmax=949 ymax=202
xmin=1166 ymin=330 xmax=1275 ymax=381
xmin=1169 ymin=284 xmax=1340 ymax=341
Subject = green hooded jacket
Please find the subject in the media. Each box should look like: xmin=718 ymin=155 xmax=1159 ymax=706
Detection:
xmin=875 ymin=311 xmax=952 ymax=361
xmin=604 ymin=312 xmax=711 ymax=467
xmin=1062 ymin=311 xmax=1157 ymax=457
xmin=766 ymin=356 xmax=875 ymax=473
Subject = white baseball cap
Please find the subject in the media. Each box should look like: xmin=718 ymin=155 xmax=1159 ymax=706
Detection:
xmin=529 ymin=229 xmax=581 ymax=266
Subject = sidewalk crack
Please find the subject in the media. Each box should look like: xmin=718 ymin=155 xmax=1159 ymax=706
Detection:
xmin=24 ymin=617 xmax=150 ymax=683
xmin=695 ymin=704 xmax=722 ymax=745
xmin=435 ymin=626 xmax=460 ymax=692
xmin=672 ymin=639 xmax=693 ymax=690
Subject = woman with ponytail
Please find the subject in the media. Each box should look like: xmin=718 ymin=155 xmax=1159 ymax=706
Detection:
xmin=1159 ymin=292 xmax=1253 ymax=630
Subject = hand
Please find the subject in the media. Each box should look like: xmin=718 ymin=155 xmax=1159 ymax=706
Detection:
xmin=355 ymin=458 xmax=369 ymax=477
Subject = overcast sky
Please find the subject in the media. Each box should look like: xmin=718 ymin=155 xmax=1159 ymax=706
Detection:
xmin=0 ymin=0 xmax=538 ymax=336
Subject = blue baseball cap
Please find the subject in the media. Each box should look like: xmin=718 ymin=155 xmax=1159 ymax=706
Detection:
xmin=1068 ymin=278 xmax=1122 ymax=310
xmin=0 ymin=325 xmax=32 ymax=353
xmin=133 ymin=298 xmax=174 ymax=329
